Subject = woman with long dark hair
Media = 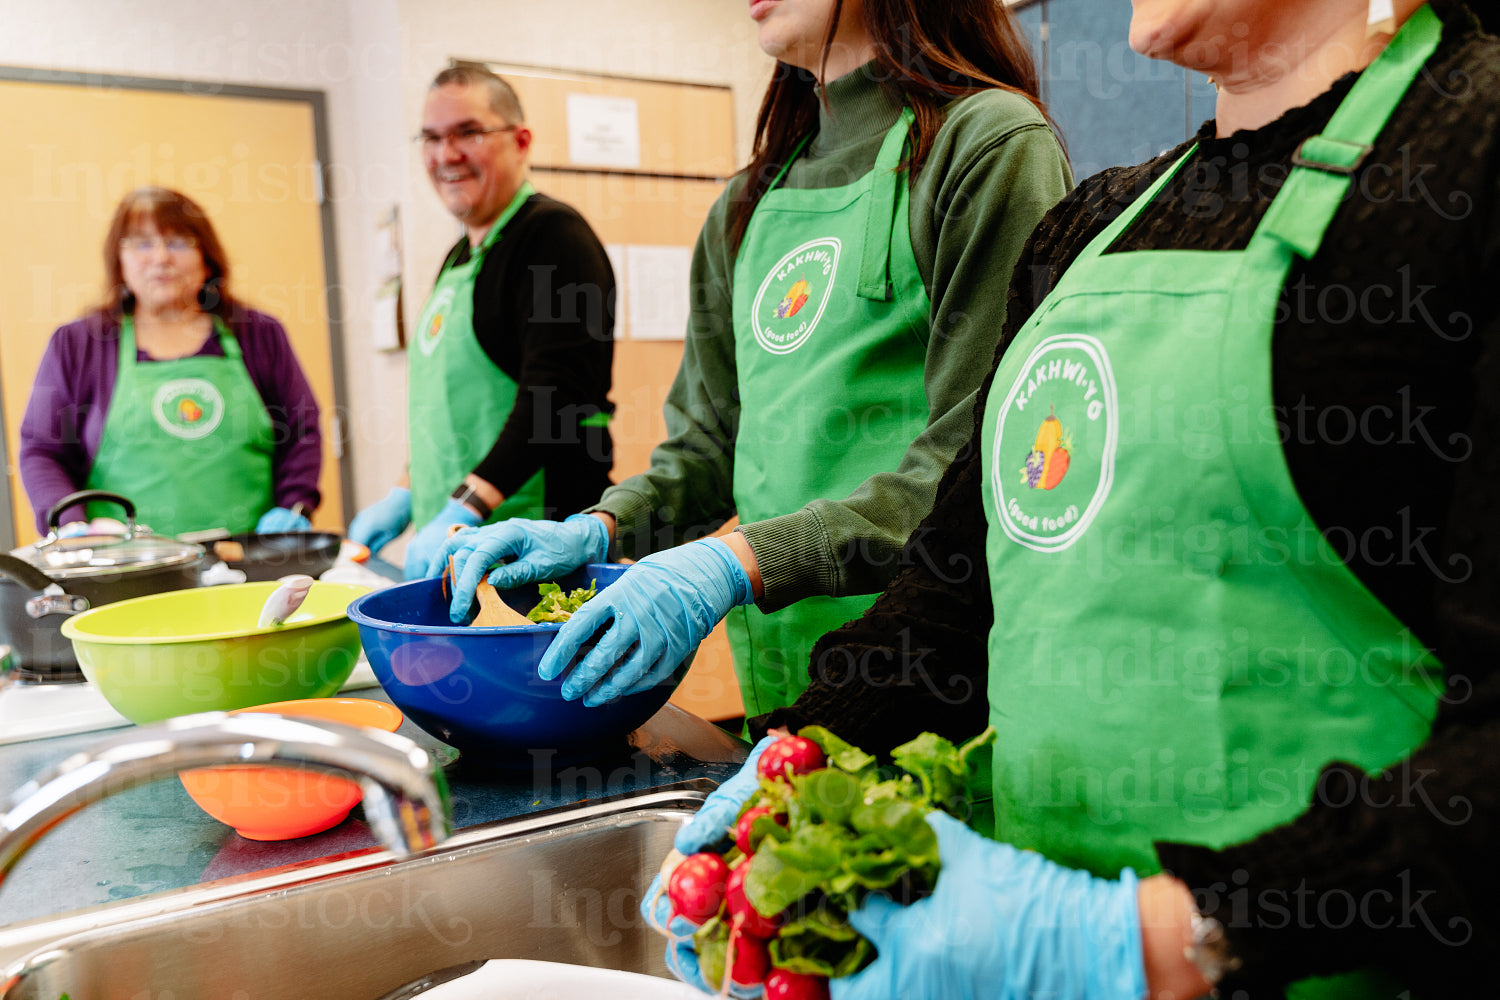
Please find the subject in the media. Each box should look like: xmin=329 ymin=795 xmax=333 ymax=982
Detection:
xmin=436 ymin=0 xmax=1071 ymax=723
xmin=19 ymin=187 xmax=322 ymax=537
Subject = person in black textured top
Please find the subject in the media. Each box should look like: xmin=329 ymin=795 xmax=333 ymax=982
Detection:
xmin=722 ymin=2 xmax=1498 ymax=998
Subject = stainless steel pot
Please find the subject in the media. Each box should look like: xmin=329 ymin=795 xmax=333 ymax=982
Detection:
xmin=0 ymin=491 xmax=205 ymax=681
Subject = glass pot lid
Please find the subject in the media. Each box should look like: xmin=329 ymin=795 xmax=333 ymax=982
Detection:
xmin=11 ymin=528 xmax=204 ymax=580
xmin=12 ymin=489 xmax=205 ymax=580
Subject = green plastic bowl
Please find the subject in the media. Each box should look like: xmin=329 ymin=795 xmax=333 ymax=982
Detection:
xmin=60 ymin=581 xmax=369 ymax=724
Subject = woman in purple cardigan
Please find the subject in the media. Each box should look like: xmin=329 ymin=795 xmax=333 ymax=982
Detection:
xmin=19 ymin=187 xmax=322 ymax=538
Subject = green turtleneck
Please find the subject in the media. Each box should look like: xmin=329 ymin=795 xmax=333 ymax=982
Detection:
xmin=591 ymin=65 xmax=1072 ymax=610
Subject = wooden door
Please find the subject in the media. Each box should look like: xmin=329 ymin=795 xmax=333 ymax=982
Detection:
xmin=0 ymin=78 xmax=344 ymax=544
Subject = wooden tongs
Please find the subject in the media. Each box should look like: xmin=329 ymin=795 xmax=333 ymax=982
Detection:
xmin=443 ymin=524 xmax=532 ymax=627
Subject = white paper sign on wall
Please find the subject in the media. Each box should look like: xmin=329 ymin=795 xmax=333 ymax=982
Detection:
xmin=625 ymin=244 xmax=691 ymax=341
xmin=566 ymin=94 xmax=641 ymax=169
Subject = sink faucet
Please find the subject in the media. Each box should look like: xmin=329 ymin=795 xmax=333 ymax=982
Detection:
xmin=0 ymin=709 xmax=452 ymax=890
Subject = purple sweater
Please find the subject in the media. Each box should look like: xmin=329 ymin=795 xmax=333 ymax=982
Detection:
xmin=19 ymin=309 xmax=323 ymax=533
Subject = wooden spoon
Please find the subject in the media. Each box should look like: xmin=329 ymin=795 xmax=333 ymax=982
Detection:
xmin=440 ymin=523 xmax=532 ymax=626
xmin=472 ymin=580 xmax=533 ymax=627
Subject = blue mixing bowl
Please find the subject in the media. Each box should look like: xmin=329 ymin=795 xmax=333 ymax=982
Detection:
xmin=347 ymin=564 xmax=686 ymax=765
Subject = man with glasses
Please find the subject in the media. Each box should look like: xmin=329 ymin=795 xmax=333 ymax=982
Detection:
xmin=349 ymin=64 xmax=616 ymax=578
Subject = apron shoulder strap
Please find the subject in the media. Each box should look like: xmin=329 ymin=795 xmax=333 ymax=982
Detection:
xmin=765 ymin=134 xmax=814 ymax=195
xmin=857 ymin=107 xmax=916 ymax=302
xmin=212 ymin=315 xmax=242 ymax=361
xmin=475 ymin=180 xmax=537 ymax=259
xmin=1069 ymin=146 xmax=1200 ymax=267
xmin=1255 ymin=3 xmax=1442 ymax=259
xmin=116 ymin=315 xmax=138 ymax=372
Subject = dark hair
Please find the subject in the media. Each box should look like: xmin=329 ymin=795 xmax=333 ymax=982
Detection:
xmin=431 ymin=62 xmax=526 ymax=123
xmin=728 ymin=0 xmax=1057 ymax=252
xmin=101 ymin=187 xmax=235 ymax=318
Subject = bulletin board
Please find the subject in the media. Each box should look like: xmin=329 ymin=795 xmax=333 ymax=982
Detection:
xmin=484 ymin=63 xmax=735 ymax=481
xmin=483 ymin=63 xmax=744 ymax=722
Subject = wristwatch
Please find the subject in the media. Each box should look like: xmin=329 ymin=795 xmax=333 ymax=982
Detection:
xmin=1185 ymin=905 xmax=1242 ymax=995
xmin=450 ymin=482 xmax=493 ymax=521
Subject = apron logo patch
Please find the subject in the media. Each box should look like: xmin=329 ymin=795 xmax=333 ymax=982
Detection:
xmin=992 ymin=335 xmax=1118 ymax=552
xmin=416 ymin=285 xmax=456 ymax=357
xmin=151 ymin=378 xmax=226 ymax=441
xmin=1020 ymin=407 xmax=1072 ymax=491
xmin=750 ymin=237 xmax=840 ymax=354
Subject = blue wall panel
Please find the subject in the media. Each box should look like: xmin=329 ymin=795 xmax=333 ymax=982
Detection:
xmin=1039 ymin=0 xmax=1191 ymax=180
xmin=1014 ymin=2 xmax=1047 ymax=100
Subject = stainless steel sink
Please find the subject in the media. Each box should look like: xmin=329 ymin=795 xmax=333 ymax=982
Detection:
xmin=0 ymin=785 xmax=708 ymax=999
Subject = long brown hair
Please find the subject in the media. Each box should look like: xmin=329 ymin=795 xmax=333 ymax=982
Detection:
xmin=101 ymin=187 xmax=236 ymax=318
xmin=728 ymin=0 xmax=1056 ymax=252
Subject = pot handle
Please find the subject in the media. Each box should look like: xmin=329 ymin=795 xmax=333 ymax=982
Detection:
xmin=45 ymin=490 xmax=137 ymax=533
xmin=0 ymin=554 xmax=90 ymax=618
xmin=0 ymin=552 xmax=61 ymax=592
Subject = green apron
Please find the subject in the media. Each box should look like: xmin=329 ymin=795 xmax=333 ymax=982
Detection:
xmin=85 ymin=315 xmax=275 ymax=537
xmin=725 ymin=110 xmax=931 ymax=719
xmin=978 ymin=8 xmax=1443 ymax=997
xmin=409 ymin=181 xmax=548 ymax=528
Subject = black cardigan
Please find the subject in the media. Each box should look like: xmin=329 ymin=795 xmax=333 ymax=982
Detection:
xmin=438 ymin=192 xmax=615 ymax=518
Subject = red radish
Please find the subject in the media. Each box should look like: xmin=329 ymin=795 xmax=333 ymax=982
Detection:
xmin=765 ymin=969 xmax=830 ymax=1000
xmin=725 ymin=919 xmax=771 ymax=988
xmin=734 ymin=805 xmax=786 ymax=855
xmin=667 ymin=852 xmax=729 ymax=924
xmin=726 ymin=863 xmax=783 ymax=939
xmin=757 ymin=737 xmax=826 ymax=782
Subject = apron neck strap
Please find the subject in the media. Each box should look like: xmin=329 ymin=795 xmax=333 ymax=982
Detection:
xmin=118 ymin=314 xmax=136 ymax=369
xmin=1255 ymin=3 xmax=1441 ymax=259
xmin=212 ymin=316 xmax=239 ymax=359
xmin=1073 ymin=144 xmax=1201 ymax=266
xmin=766 ymin=134 xmax=815 ymax=194
xmin=471 ymin=179 xmax=536 ymax=257
xmin=118 ymin=313 xmax=236 ymax=365
xmin=857 ymin=107 xmax=916 ymax=302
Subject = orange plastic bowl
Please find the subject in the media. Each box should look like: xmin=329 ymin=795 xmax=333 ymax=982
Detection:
xmin=179 ymin=697 xmax=404 ymax=841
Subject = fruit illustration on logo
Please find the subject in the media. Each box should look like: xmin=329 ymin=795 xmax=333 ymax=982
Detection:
xmin=774 ymin=277 xmax=811 ymax=319
xmin=426 ymin=312 xmax=444 ymax=341
xmin=1018 ymin=405 xmax=1072 ymax=491
xmin=177 ymin=397 xmax=204 ymax=424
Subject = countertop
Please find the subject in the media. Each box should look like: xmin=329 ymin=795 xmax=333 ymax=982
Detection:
xmin=0 ymin=688 xmax=748 ymax=929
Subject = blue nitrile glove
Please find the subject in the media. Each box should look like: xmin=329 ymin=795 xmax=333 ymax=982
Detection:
xmin=677 ymin=735 xmax=775 ymax=855
xmin=640 ymin=736 xmax=776 ymax=997
xmin=832 ymin=812 xmax=1146 ymax=1000
xmin=255 ymin=506 xmax=313 ymax=533
xmin=403 ymin=498 xmax=483 ymax=580
xmin=429 ymin=513 xmax=610 ymax=622
xmin=347 ymin=486 xmax=412 ymax=556
xmin=543 ymin=537 xmax=753 ymax=706
xmin=642 ymin=871 xmax=762 ymax=999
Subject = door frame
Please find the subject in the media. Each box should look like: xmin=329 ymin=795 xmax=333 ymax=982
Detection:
xmin=0 ymin=66 xmax=351 ymax=549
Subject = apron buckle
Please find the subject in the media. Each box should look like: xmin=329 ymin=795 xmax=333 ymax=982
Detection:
xmin=1290 ymin=135 xmax=1374 ymax=176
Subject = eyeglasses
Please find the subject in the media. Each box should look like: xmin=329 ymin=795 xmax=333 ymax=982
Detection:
xmin=119 ymin=235 xmax=199 ymax=255
xmin=414 ymin=124 xmax=517 ymax=152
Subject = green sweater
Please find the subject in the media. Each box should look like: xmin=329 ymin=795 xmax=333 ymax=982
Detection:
xmin=590 ymin=66 xmax=1072 ymax=611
